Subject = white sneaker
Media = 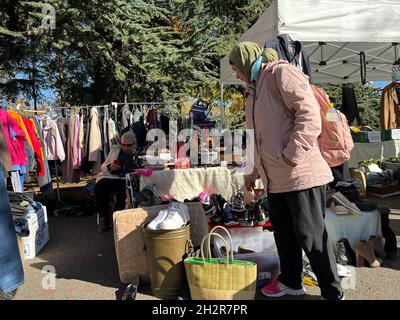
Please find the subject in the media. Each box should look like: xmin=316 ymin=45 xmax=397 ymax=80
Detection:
xmin=159 ymin=205 xmax=190 ymax=230
xmin=147 ymin=209 xmax=169 ymax=230
xmin=170 ymin=202 xmax=190 ymax=223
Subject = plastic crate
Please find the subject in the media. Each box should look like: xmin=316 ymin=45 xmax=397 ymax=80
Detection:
xmin=351 ymin=132 xmax=369 ymax=143
xmin=381 ymin=129 xmax=400 ymax=141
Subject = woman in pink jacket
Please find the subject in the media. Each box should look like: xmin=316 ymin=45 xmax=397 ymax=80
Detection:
xmin=229 ymin=42 xmax=343 ymax=300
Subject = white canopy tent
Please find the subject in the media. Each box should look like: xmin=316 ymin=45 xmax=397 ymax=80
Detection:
xmin=220 ymin=0 xmax=400 ymax=89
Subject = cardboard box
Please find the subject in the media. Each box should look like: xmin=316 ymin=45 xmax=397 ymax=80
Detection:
xmin=20 ymin=204 xmax=49 ymax=259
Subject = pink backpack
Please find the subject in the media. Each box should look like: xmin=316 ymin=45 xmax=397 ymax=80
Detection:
xmin=265 ymin=64 xmax=354 ymax=167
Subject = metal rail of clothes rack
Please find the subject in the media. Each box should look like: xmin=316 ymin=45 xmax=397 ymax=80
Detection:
xmin=111 ymin=101 xmax=171 ymax=121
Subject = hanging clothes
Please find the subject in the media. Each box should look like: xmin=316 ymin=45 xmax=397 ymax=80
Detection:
xmin=42 ymin=118 xmax=66 ymax=161
xmin=0 ymin=109 xmax=27 ymax=167
xmin=22 ymin=117 xmax=45 ymax=177
xmin=146 ymin=106 xmax=159 ymax=129
xmin=342 ymin=86 xmax=362 ymax=126
xmin=380 ymin=82 xmax=400 ymax=129
xmin=121 ymin=103 xmax=132 ymax=130
xmin=89 ymin=107 xmax=103 ymax=174
xmin=265 ymin=34 xmax=313 ymax=82
xmin=132 ymin=116 xmax=148 ymax=150
xmin=133 ymin=107 xmax=142 ymax=123
xmin=108 ymin=118 xmax=119 ymax=147
xmin=159 ymin=113 xmax=170 ymax=135
xmin=79 ymin=113 xmax=85 ymax=158
xmin=72 ymin=113 xmax=81 ymax=169
xmin=32 ymin=116 xmax=53 ymax=194
xmin=0 ymin=166 xmax=24 ymax=294
xmin=0 ymin=121 xmax=12 ymax=171
xmin=7 ymin=110 xmax=33 ymax=151
xmin=103 ymin=107 xmax=110 ymax=158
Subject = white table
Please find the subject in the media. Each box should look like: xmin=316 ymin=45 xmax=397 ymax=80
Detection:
xmin=140 ymin=166 xmax=263 ymax=202
xmin=325 ymin=207 xmax=382 ymax=255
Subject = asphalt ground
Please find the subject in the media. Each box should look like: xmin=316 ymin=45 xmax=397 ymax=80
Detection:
xmin=13 ymin=210 xmax=400 ymax=300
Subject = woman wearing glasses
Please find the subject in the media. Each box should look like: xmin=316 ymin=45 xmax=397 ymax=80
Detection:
xmin=94 ymin=132 xmax=141 ymax=233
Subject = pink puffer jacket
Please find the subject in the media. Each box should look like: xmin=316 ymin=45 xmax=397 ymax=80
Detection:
xmin=245 ymin=61 xmax=333 ymax=193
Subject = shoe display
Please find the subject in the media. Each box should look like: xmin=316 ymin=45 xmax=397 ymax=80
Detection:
xmin=331 ymin=192 xmax=362 ymax=216
xmin=355 ymin=240 xmax=381 ymax=268
xmin=336 ymin=238 xmax=356 ymax=266
xmin=209 ymin=194 xmax=226 ymax=225
xmin=231 ymin=191 xmax=246 ymax=217
xmin=330 ymin=201 xmax=349 ymax=215
xmin=222 ymin=202 xmax=238 ymax=226
xmin=147 ymin=209 xmax=169 ymax=230
xmin=260 ymin=280 xmax=306 ymax=298
xmin=159 ymin=203 xmax=190 ymax=230
xmin=239 ymin=209 xmax=254 ymax=227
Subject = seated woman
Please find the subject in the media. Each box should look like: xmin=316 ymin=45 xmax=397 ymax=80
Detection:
xmin=94 ymin=132 xmax=142 ymax=233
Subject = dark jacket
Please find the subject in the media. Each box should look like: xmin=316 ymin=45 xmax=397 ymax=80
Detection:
xmin=265 ymin=34 xmax=313 ymax=83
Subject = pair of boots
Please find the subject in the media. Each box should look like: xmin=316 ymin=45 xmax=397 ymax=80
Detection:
xmin=355 ymin=236 xmax=385 ymax=268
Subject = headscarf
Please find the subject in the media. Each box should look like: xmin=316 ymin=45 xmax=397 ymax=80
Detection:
xmin=229 ymin=42 xmax=278 ymax=83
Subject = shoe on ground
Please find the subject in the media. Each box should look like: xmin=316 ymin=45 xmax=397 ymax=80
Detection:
xmin=159 ymin=203 xmax=190 ymax=230
xmin=147 ymin=209 xmax=169 ymax=230
xmin=97 ymin=217 xmax=109 ymax=233
xmin=260 ymin=280 xmax=306 ymax=298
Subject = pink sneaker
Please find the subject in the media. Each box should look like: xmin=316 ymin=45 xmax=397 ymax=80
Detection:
xmin=261 ymin=280 xmax=306 ymax=298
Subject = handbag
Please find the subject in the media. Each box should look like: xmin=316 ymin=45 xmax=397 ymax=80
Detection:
xmin=184 ymin=226 xmax=257 ymax=300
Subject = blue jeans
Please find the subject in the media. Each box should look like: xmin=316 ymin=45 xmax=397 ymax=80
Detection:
xmin=0 ymin=167 xmax=24 ymax=293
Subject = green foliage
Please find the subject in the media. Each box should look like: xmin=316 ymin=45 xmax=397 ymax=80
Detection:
xmin=317 ymin=83 xmax=381 ymax=129
xmin=0 ymin=0 xmax=270 ymax=107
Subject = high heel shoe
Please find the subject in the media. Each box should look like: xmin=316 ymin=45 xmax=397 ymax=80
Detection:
xmin=355 ymin=240 xmax=381 ymax=268
xmin=369 ymin=236 xmax=386 ymax=259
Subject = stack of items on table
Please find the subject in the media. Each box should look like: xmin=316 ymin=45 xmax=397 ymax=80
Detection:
xmin=326 ymin=178 xmax=397 ymax=268
xmin=351 ymin=162 xmax=400 ymax=197
xmin=8 ymin=192 xmax=49 ymax=259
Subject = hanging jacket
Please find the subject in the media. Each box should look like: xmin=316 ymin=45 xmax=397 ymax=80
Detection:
xmin=0 ymin=109 xmax=27 ymax=167
xmin=146 ymin=107 xmax=159 ymax=129
xmin=42 ymin=119 xmax=66 ymax=161
xmin=88 ymin=107 xmax=102 ymax=162
xmin=265 ymin=34 xmax=313 ymax=83
xmin=22 ymin=117 xmax=45 ymax=177
xmin=7 ymin=110 xmax=33 ymax=151
xmin=121 ymin=104 xmax=132 ymax=130
xmin=0 ymin=121 xmax=12 ymax=171
xmin=380 ymin=82 xmax=400 ymax=129
xmin=342 ymin=86 xmax=362 ymax=126
xmin=32 ymin=116 xmax=53 ymax=193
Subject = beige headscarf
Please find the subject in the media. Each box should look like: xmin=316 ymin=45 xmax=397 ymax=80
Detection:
xmin=229 ymin=42 xmax=278 ymax=83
